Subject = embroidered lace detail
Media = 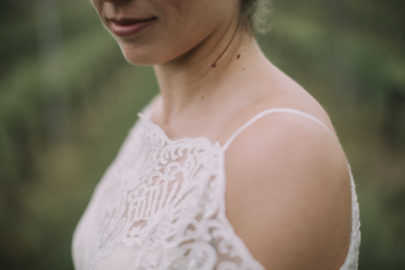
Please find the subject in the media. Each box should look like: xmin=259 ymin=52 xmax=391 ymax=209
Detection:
xmin=72 ymin=104 xmax=361 ymax=270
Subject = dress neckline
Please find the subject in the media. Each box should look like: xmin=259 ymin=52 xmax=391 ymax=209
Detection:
xmin=138 ymin=103 xmax=340 ymax=152
xmin=137 ymin=112 xmax=224 ymax=149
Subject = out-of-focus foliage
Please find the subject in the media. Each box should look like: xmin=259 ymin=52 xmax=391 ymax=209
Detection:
xmin=0 ymin=0 xmax=404 ymax=269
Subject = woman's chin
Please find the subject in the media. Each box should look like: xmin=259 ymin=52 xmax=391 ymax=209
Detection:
xmin=123 ymin=55 xmax=154 ymax=66
xmin=119 ymin=47 xmax=164 ymax=66
xmin=121 ymin=51 xmax=152 ymax=66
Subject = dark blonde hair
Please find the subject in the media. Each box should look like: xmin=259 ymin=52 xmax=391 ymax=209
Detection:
xmin=240 ymin=0 xmax=272 ymax=34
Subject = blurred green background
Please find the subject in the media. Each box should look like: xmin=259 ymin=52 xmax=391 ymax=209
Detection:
xmin=1 ymin=0 xmax=404 ymax=269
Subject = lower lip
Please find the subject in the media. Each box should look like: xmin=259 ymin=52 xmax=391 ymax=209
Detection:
xmin=110 ymin=19 xmax=156 ymax=37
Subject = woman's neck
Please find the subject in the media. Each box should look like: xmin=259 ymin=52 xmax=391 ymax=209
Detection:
xmin=153 ymin=21 xmax=267 ymax=125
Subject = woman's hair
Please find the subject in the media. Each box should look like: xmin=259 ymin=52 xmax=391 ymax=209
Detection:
xmin=240 ymin=0 xmax=272 ymax=34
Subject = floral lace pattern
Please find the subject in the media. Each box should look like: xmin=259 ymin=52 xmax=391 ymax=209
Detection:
xmin=72 ymin=105 xmax=360 ymax=270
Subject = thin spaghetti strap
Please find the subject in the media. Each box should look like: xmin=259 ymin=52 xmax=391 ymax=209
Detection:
xmin=222 ymin=108 xmax=337 ymax=151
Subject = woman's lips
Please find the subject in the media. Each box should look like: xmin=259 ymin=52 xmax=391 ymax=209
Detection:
xmin=108 ymin=17 xmax=156 ymax=37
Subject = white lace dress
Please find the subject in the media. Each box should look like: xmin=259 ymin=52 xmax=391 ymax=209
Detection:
xmin=72 ymin=102 xmax=361 ymax=270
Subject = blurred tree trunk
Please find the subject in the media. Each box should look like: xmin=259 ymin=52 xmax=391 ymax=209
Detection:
xmin=382 ymin=84 xmax=405 ymax=149
xmin=35 ymin=0 xmax=70 ymax=141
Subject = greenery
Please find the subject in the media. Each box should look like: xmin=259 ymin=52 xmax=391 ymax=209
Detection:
xmin=0 ymin=0 xmax=404 ymax=269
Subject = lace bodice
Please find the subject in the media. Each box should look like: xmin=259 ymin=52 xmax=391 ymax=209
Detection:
xmin=72 ymin=102 xmax=361 ymax=270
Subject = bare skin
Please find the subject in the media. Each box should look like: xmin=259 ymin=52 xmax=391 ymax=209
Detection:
xmin=91 ymin=0 xmax=352 ymax=268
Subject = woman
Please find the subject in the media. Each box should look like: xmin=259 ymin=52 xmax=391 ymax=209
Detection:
xmin=72 ymin=0 xmax=360 ymax=269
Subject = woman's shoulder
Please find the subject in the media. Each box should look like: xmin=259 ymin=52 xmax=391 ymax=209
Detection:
xmin=222 ymin=85 xmax=352 ymax=269
xmin=221 ymin=59 xmax=337 ymax=142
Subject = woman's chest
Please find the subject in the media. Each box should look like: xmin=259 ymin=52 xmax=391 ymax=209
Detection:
xmin=72 ymin=129 xmax=228 ymax=269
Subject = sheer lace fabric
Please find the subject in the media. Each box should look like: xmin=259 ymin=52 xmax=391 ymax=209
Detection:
xmin=72 ymin=105 xmax=360 ymax=270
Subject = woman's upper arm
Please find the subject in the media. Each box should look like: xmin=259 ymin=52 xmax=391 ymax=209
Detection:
xmin=224 ymin=113 xmax=352 ymax=270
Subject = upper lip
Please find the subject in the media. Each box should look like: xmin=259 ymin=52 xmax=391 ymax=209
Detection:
xmin=107 ymin=17 xmax=156 ymax=25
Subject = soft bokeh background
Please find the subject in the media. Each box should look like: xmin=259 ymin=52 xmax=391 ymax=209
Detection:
xmin=1 ymin=0 xmax=404 ymax=269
